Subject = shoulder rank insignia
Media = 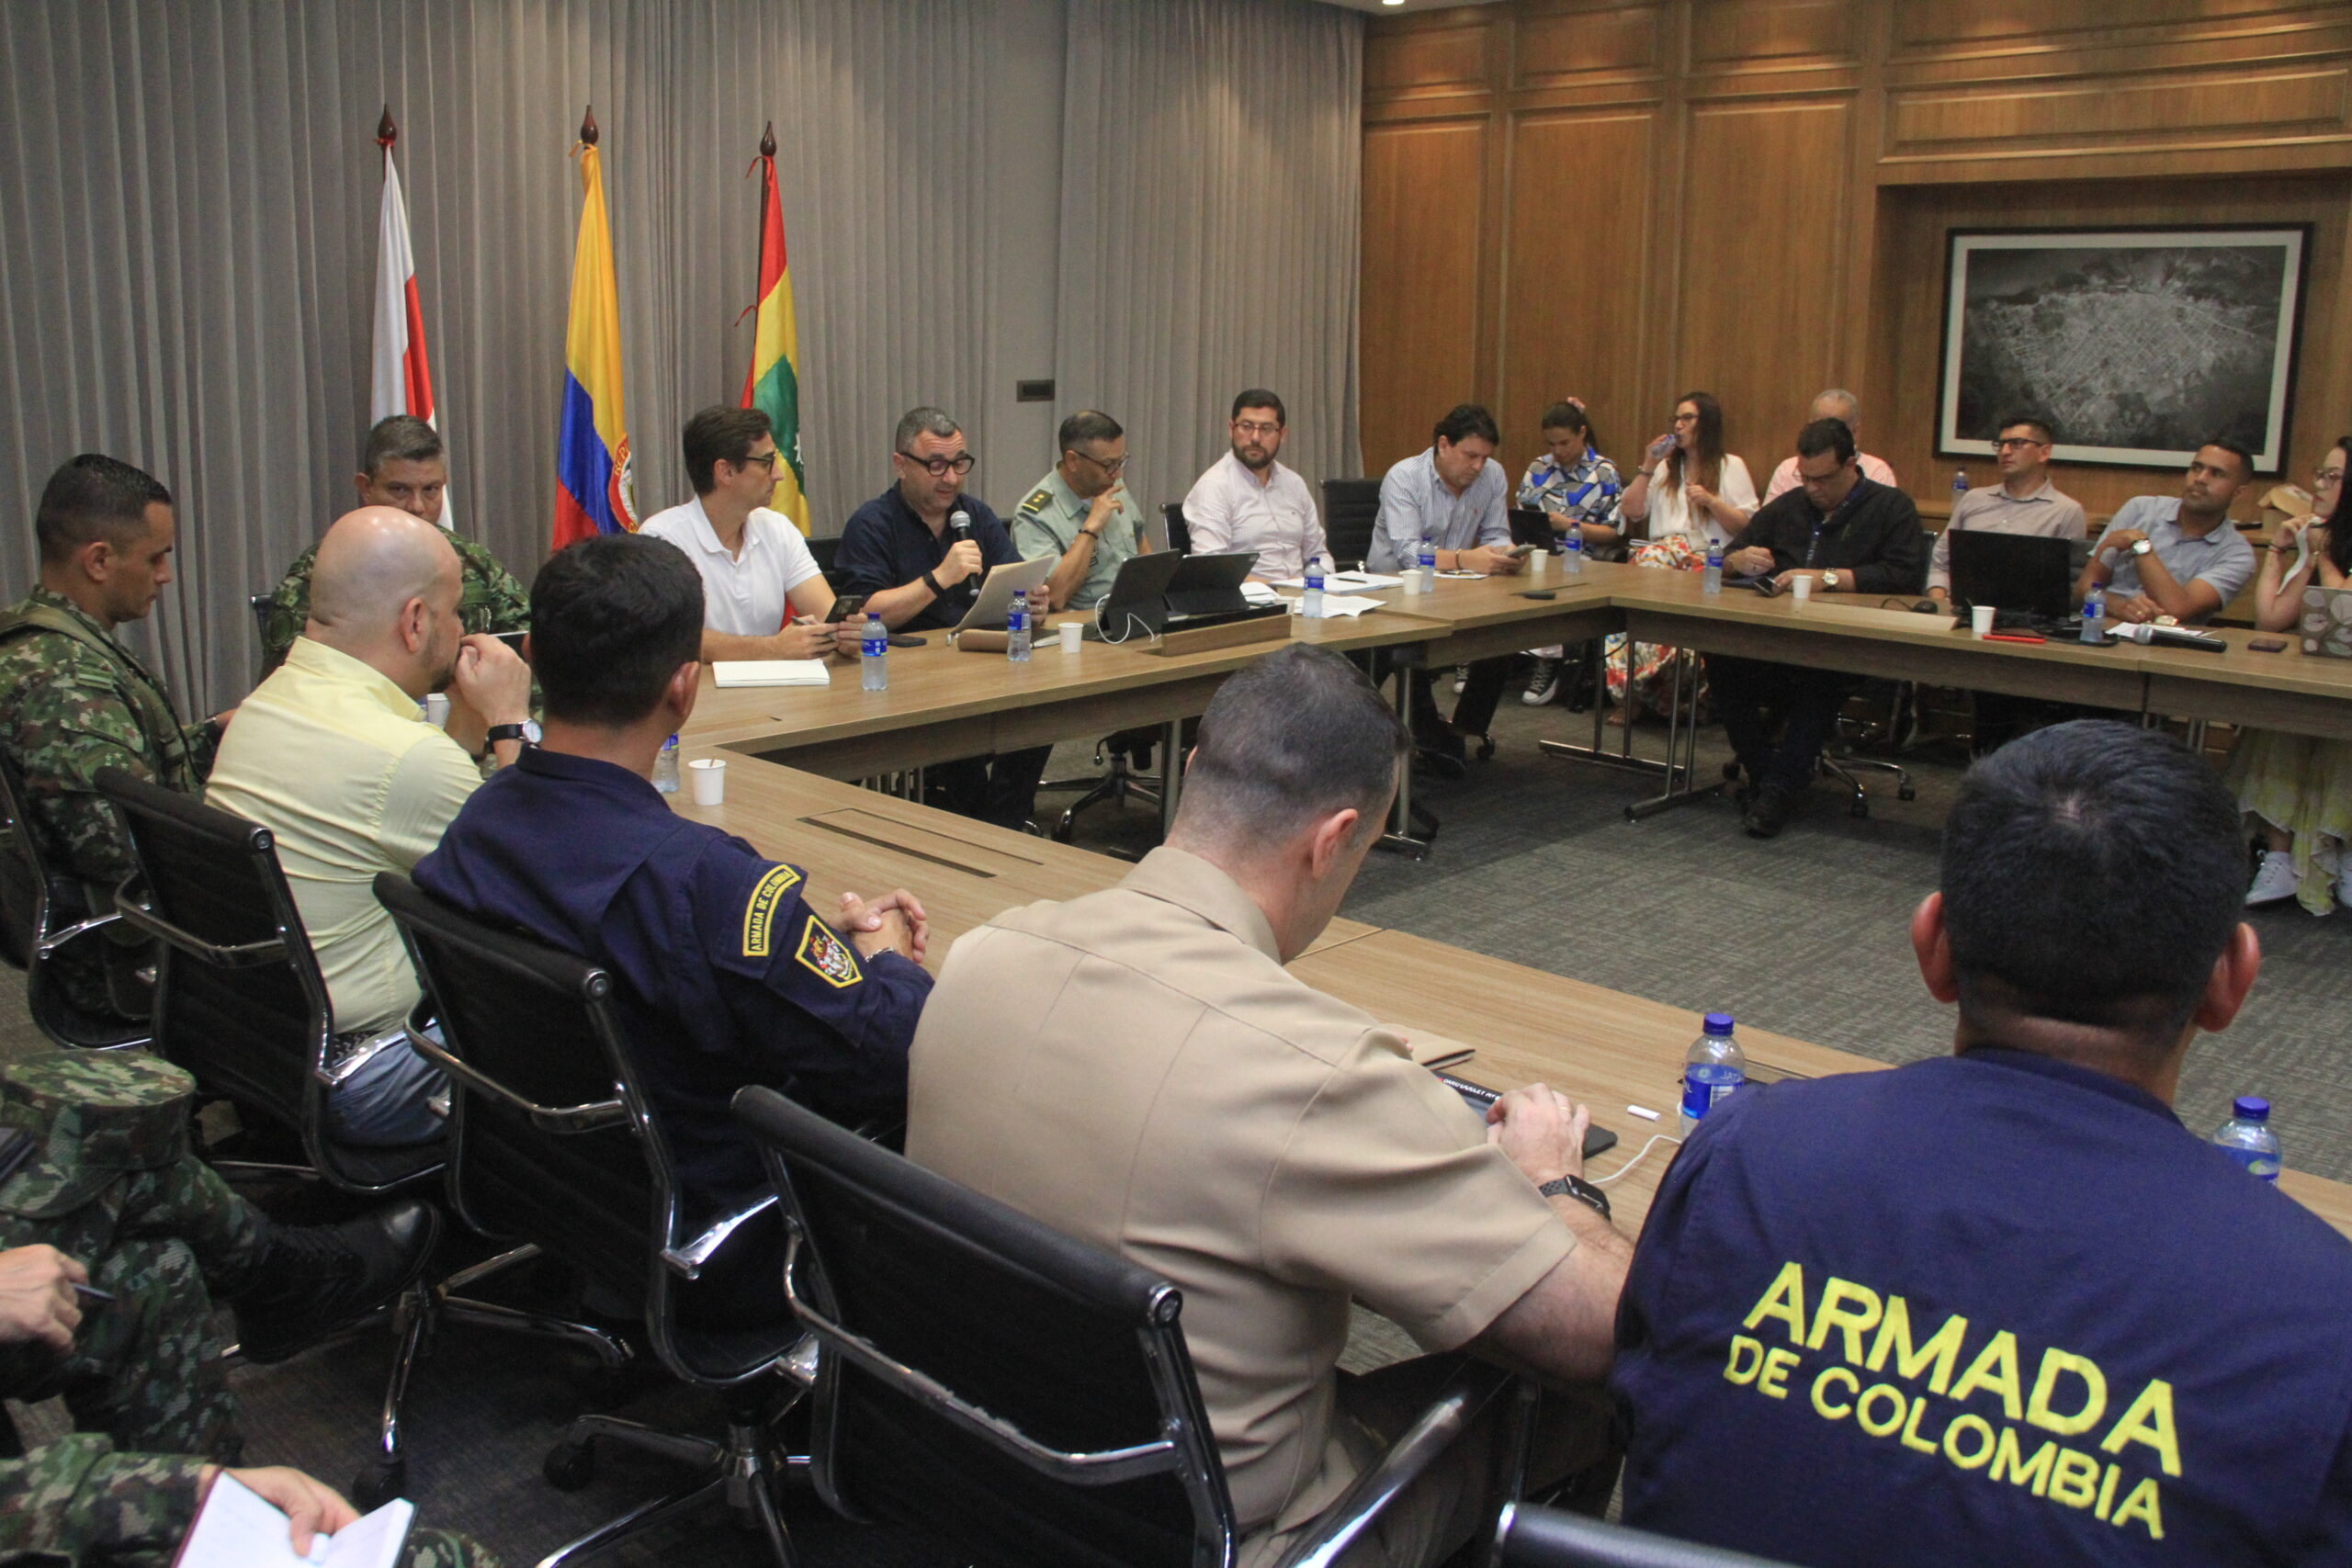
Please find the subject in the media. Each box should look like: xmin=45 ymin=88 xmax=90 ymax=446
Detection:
xmin=741 ymin=864 xmax=804 ymax=958
xmin=1021 ymin=487 xmax=1055 ymax=515
xmin=796 ymin=916 xmax=864 ymax=988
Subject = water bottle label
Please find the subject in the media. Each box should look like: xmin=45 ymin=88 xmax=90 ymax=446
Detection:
xmin=2222 ymin=1145 xmax=2281 ymax=1181
xmin=1681 ymin=1069 xmax=1742 ymax=1121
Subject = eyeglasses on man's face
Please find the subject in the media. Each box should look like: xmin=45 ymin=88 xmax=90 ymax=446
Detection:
xmin=898 ymin=450 xmax=976 ymax=478
xmin=1233 ymin=419 xmax=1282 ymax=439
xmin=1071 ymin=447 xmax=1128 ymax=476
xmin=732 ymin=449 xmax=780 ymax=472
xmin=1994 ymin=437 xmax=2046 ymax=452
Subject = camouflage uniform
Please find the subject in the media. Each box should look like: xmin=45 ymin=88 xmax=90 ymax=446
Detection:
xmin=0 ymin=589 xmax=220 ymax=1021
xmin=259 ymin=534 xmax=529 ymax=671
xmin=0 ymin=1433 xmax=499 ymax=1566
xmin=0 ymin=1053 xmax=263 ymax=1461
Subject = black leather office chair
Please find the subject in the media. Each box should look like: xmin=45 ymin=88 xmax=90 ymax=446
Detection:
xmin=1159 ymin=502 xmax=1193 ymax=556
xmin=0 ymin=751 xmax=150 ymax=1049
xmin=1321 ymin=478 xmax=1382 ymax=570
xmin=734 ymin=1085 xmax=1527 ymax=1568
xmin=95 ymin=770 xmax=627 ymax=1506
xmin=1498 ymin=1502 xmax=1799 ymax=1566
xmin=377 ymin=873 xmax=810 ymax=1568
xmin=806 ymin=531 xmax=842 ymax=579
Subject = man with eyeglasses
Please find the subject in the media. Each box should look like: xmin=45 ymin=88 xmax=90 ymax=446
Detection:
xmin=641 ymin=406 xmax=858 ymax=663
xmin=1182 ymin=390 xmax=1325 ymax=583
xmin=834 ymin=407 xmax=1050 ymax=829
xmin=1926 ymin=414 xmax=2086 ymax=603
xmin=1012 ymin=410 xmax=1151 ymax=613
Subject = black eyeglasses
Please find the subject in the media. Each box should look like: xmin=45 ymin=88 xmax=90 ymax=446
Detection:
xmin=733 ymin=450 xmax=780 ymax=472
xmin=1069 ymin=448 xmax=1128 ymax=476
xmin=1994 ymin=437 xmax=2046 ymax=452
xmin=897 ymin=450 xmax=976 ymax=478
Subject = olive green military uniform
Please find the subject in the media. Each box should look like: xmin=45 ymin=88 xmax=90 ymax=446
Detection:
xmin=1010 ymin=468 xmax=1148 ymax=612
xmin=260 ymin=532 xmax=528 ymax=671
xmin=0 ymin=589 xmax=220 ymax=1021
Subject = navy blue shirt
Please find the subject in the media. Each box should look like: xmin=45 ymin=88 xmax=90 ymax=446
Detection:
xmin=1613 ymin=1047 xmax=2352 ymax=1566
xmin=413 ymin=747 xmax=929 ymax=1219
xmin=833 ymin=485 xmax=1019 ymax=631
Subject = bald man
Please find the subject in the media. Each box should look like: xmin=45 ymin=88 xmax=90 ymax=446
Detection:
xmin=207 ymin=507 xmax=532 ymax=1146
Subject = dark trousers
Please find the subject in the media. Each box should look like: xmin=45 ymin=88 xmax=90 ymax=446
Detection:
xmin=1408 ymin=658 xmax=1510 ymax=747
xmin=1706 ymin=655 xmax=1862 ymax=794
xmin=926 ymin=746 xmax=1052 ymax=830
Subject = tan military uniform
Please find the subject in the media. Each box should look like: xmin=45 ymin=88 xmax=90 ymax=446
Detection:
xmin=907 ymin=846 xmax=1574 ymax=1550
xmin=1010 ymin=466 xmax=1148 ymax=611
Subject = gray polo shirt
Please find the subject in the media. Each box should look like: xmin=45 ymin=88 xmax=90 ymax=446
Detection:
xmin=1011 ymin=466 xmax=1147 ymax=611
xmin=2091 ymin=496 xmax=2257 ymax=623
xmin=1368 ymin=448 xmax=1509 ymax=573
xmin=1927 ymin=479 xmax=2089 ymax=592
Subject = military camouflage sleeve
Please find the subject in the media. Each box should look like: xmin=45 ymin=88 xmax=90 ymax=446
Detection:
xmin=453 ymin=537 xmax=531 ymax=636
xmin=8 ymin=650 xmax=158 ymax=887
xmin=0 ymin=1435 xmax=206 ymax=1562
xmin=258 ymin=547 xmax=319 ymax=671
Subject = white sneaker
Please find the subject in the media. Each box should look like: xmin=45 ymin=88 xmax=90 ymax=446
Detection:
xmin=1521 ymin=657 xmax=1562 ymax=706
xmin=1453 ymin=665 xmax=1470 ymax=694
xmin=2245 ymin=850 xmax=2300 ymax=908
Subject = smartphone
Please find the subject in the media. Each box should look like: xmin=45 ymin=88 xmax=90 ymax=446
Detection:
xmin=1518 ymin=589 xmax=1558 ymax=602
xmin=887 ymin=634 xmax=927 ymax=649
xmin=1502 ymin=543 xmax=1540 ymax=558
xmin=2250 ymin=637 xmax=2289 ymax=653
xmin=823 ymin=593 xmax=869 ymax=624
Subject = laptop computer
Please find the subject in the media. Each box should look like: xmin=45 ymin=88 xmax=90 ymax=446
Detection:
xmin=1947 ymin=530 xmax=2074 ymax=632
xmin=948 ymin=556 xmax=1057 ymax=636
xmin=1084 ymin=551 xmax=1185 ymax=641
xmin=2301 ymin=584 xmax=2352 ymax=658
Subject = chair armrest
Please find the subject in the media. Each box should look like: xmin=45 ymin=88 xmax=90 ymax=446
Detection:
xmin=402 ymin=1030 xmax=629 ymax=1134
xmin=1268 ymin=1361 xmax=1516 ymax=1568
xmin=661 ymin=1193 xmax=778 ymax=1280
xmin=37 ymin=908 xmax=122 ymax=958
xmin=107 ymin=890 xmax=285 ymax=966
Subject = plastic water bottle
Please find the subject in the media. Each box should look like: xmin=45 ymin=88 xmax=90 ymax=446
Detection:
xmin=860 ymin=613 xmax=888 ymax=692
xmin=1679 ymin=1013 xmax=1745 ymax=1135
xmin=1951 ymin=467 xmax=1970 ymax=507
xmin=652 ymin=735 xmax=681 ymax=795
xmin=2213 ymin=1097 xmax=2282 ymax=1182
xmin=1418 ymin=536 xmax=1437 ymax=588
xmin=1006 ymin=595 xmax=1032 ymax=662
xmin=1303 ymin=554 xmax=1326 ymax=619
xmin=1703 ymin=541 xmax=1724 ymax=596
xmin=2080 ymin=581 xmax=2106 ymax=645
xmin=1561 ymin=524 xmax=1583 ymax=576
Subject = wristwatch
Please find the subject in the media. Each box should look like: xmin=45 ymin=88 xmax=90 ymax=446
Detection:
xmin=921 ymin=570 xmax=947 ymax=597
xmin=1537 ymin=1173 xmax=1611 ymax=1220
xmin=1821 ymin=570 xmax=1842 ymax=592
xmin=483 ymin=720 xmax=540 ymax=750
xmin=2130 ymin=537 xmax=2154 ymax=558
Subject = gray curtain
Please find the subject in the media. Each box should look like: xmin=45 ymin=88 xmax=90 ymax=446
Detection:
xmin=0 ymin=0 xmax=1361 ymax=714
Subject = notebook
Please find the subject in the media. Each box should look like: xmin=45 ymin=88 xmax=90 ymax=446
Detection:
xmin=712 ymin=660 xmax=832 ymax=688
xmin=174 ymin=1472 xmax=413 ymax=1568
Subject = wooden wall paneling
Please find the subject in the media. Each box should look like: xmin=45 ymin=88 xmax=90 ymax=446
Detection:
xmin=1674 ymin=96 xmax=1855 ymax=474
xmin=1893 ymin=0 xmax=2340 ymax=55
xmin=1514 ymin=3 xmax=1667 ymax=87
xmin=1365 ymin=17 xmax=1493 ymax=96
xmin=1496 ymin=107 xmax=1664 ymax=481
xmin=1361 ymin=118 xmax=1492 ymax=471
xmin=1690 ymin=0 xmax=1857 ymax=69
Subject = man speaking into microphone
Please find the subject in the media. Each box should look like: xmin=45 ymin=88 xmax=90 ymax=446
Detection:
xmin=835 ymin=405 xmax=1052 ymax=830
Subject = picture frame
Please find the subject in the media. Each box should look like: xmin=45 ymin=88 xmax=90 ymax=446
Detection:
xmin=1935 ymin=225 xmax=2312 ymax=474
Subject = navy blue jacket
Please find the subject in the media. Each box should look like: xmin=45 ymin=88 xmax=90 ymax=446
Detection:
xmin=833 ymin=486 xmax=1018 ymax=631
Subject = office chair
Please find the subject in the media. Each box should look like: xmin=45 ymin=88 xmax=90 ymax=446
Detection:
xmin=1819 ymin=683 xmax=1917 ymax=818
xmin=1159 ymin=502 xmax=1193 ymax=556
xmin=378 ymin=873 xmax=811 ymax=1568
xmin=94 ymin=770 xmax=627 ymax=1507
xmin=1040 ymin=729 xmax=1163 ymax=849
xmin=1497 ymin=1502 xmax=1799 ymax=1567
xmin=733 ymin=1084 xmax=1531 ymax=1568
xmin=1320 ymin=478 xmax=1382 ymax=570
xmin=0 ymin=751 xmax=151 ymax=1050
xmin=249 ymin=592 xmax=280 ymax=677
xmin=805 ymin=531 xmax=842 ymax=579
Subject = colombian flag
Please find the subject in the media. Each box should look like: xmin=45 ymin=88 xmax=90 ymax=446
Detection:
xmin=553 ymin=116 xmax=639 ymax=547
xmin=740 ymin=135 xmax=808 ymax=532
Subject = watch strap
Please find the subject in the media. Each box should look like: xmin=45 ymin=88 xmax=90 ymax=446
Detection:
xmin=921 ymin=570 xmax=947 ymax=598
xmin=1537 ymin=1173 xmax=1611 ymax=1220
xmin=484 ymin=723 xmax=530 ymax=747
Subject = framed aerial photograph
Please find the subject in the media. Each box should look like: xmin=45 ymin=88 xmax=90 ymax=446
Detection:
xmin=1936 ymin=226 xmax=2311 ymax=474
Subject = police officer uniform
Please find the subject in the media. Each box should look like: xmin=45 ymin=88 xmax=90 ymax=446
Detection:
xmin=908 ymin=847 xmax=1589 ymax=1565
xmin=415 ymin=745 xmax=931 ymax=1318
xmin=1613 ymin=1047 xmax=2352 ymax=1565
xmin=1010 ymin=466 xmax=1148 ymax=612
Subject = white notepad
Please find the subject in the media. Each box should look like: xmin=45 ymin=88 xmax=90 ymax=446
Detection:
xmin=175 ymin=1472 xmax=413 ymax=1568
xmin=712 ymin=660 xmax=832 ymax=689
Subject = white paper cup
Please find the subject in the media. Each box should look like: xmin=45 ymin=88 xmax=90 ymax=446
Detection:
xmin=1401 ymin=569 xmax=1426 ymax=595
xmin=1791 ymin=576 xmax=1814 ymax=607
xmin=424 ymin=693 xmax=450 ymax=728
xmin=687 ymin=757 xmax=726 ymax=806
xmin=1057 ymin=622 xmax=1083 ymax=653
xmin=1529 ymin=549 xmax=1551 ymax=576
xmin=1971 ymin=605 xmax=1996 ymax=637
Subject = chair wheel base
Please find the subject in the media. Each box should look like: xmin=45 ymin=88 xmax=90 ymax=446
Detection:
xmin=352 ymin=1459 xmax=405 ymax=1510
xmin=1849 ymin=799 xmax=1871 ymax=819
xmin=544 ymin=1438 xmax=596 ymax=1492
xmin=1897 ymin=784 xmax=1917 ymax=802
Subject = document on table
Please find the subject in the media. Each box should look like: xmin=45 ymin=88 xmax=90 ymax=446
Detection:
xmin=1297 ymin=594 xmax=1385 ymax=619
xmin=175 ymin=1472 xmax=414 ymax=1568
xmin=712 ymin=660 xmax=832 ymax=688
xmin=1275 ymin=570 xmax=1404 ymax=591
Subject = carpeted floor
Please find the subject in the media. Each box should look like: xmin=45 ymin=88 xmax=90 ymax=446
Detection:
xmin=4 ymin=683 xmax=2344 ymax=1566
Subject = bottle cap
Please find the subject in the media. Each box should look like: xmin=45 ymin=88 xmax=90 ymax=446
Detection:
xmin=2233 ymin=1096 xmax=2271 ymax=1121
xmin=1702 ymin=1011 xmax=1735 ymax=1035
xmin=663 ymin=734 xmax=678 ymax=748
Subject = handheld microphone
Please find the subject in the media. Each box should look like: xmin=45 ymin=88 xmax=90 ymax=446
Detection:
xmin=948 ymin=508 xmax=972 ymax=545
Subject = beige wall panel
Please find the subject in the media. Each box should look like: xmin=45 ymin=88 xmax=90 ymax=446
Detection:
xmin=1691 ymin=0 xmax=1857 ymax=66
xmin=1675 ymin=98 xmax=1853 ymax=470
xmin=1516 ymin=4 xmax=1665 ymax=84
xmin=1498 ymin=109 xmax=1660 ymax=480
xmin=1363 ymin=120 xmax=1490 ymax=471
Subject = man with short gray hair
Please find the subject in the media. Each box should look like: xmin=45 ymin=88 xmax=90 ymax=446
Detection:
xmin=910 ymin=643 xmax=1629 ymax=1566
xmin=1761 ymin=389 xmax=1898 ymax=502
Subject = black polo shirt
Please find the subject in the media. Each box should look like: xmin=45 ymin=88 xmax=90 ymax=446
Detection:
xmin=1727 ymin=476 xmax=1929 ymax=597
xmin=833 ymin=485 xmax=1020 ymax=632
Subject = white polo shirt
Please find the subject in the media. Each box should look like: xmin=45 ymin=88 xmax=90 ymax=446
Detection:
xmin=640 ymin=496 xmax=822 ymax=637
